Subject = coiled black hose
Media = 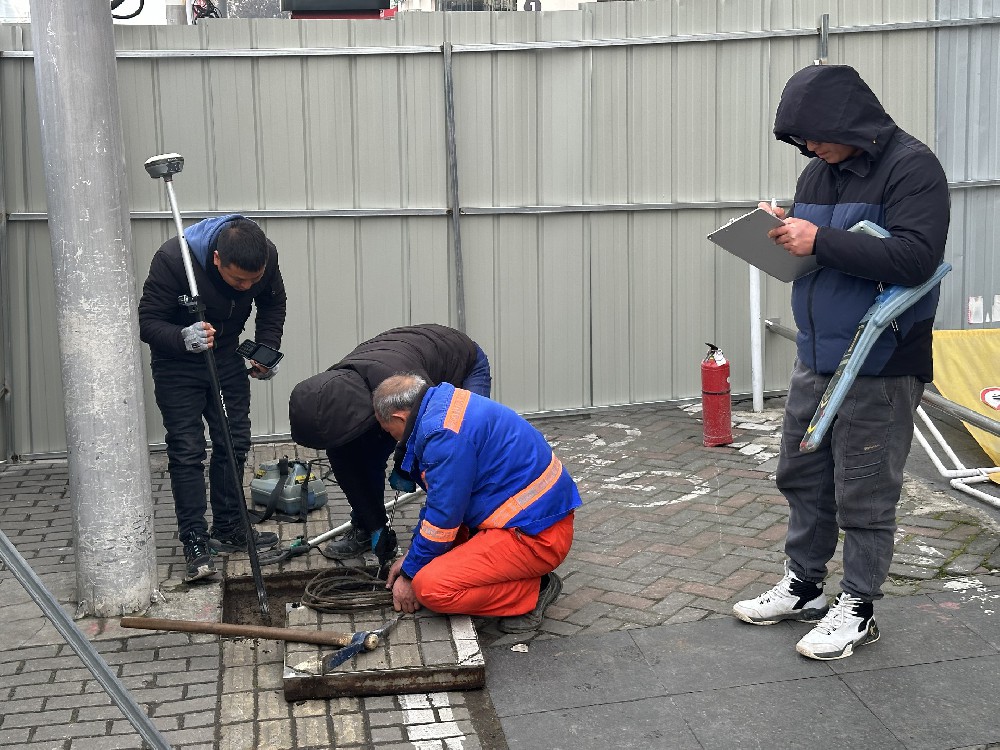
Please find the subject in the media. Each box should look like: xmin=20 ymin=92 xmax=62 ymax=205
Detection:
xmin=301 ymin=567 xmax=395 ymax=613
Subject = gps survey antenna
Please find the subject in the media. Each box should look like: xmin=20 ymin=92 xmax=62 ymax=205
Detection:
xmin=144 ymin=153 xmax=271 ymax=621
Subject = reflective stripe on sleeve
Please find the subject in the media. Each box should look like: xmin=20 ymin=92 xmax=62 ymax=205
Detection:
xmin=443 ymin=388 xmax=471 ymax=433
xmin=419 ymin=519 xmax=460 ymax=543
xmin=479 ymin=455 xmax=563 ymax=529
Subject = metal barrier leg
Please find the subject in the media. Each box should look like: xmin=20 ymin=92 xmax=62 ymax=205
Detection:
xmin=0 ymin=530 xmax=172 ymax=750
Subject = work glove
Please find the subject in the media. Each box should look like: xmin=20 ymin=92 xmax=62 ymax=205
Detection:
xmin=254 ymin=361 xmax=280 ymax=381
xmin=181 ymin=322 xmax=212 ymax=353
xmin=388 ymin=469 xmax=416 ymax=493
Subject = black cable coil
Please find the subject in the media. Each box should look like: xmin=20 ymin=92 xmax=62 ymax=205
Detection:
xmin=301 ymin=567 xmax=395 ymax=613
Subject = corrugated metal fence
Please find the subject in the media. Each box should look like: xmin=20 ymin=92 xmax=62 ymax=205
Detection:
xmin=0 ymin=0 xmax=997 ymax=458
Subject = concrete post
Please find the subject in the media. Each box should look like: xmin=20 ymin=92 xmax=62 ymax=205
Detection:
xmin=28 ymin=0 xmax=159 ymax=616
xmin=164 ymin=0 xmax=188 ymax=24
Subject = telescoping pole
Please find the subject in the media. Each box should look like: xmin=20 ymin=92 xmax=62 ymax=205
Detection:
xmin=144 ymin=154 xmax=270 ymax=620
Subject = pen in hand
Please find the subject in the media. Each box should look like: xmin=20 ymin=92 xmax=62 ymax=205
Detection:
xmin=760 ymin=199 xmax=783 ymax=219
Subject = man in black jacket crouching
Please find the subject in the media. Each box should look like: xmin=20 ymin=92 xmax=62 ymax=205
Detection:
xmin=289 ymin=324 xmax=491 ymax=563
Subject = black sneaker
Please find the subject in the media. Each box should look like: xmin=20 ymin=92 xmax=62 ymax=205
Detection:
xmin=209 ymin=528 xmax=279 ymax=554
xmin=181 ymin=532 xmax=217 ymax=582
xmin=498 ymin=571 xmax=563 ymax=634
xmin=320 ymin=525 xmax=372 ymax=560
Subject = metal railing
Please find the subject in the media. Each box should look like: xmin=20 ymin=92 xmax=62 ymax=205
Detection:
xmin=764 ymin=318 xmax=1000 ymax=440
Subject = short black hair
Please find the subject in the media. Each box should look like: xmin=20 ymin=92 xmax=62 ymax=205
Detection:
xmin=216 ymin=219 xmax=268 ymax=272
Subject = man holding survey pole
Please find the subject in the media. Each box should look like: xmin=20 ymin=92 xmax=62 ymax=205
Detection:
xmin=139 ymin=216 xmax=286 ymax=583
xmin=732 ymin=65 xmax=950 ymax=660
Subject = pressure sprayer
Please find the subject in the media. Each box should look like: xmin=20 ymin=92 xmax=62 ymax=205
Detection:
xmin=701 ymin=343 xmax=733 ymax=447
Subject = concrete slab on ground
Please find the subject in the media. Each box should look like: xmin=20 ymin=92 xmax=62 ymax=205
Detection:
xmin=283 ymin=605 xmax=485 ymax=701
xmin=487 ymin=587 xmax=1000 ymax=750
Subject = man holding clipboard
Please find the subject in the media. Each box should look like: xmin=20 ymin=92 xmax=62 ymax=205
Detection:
xmin=730 ymin=65 xmax=950 ymax=661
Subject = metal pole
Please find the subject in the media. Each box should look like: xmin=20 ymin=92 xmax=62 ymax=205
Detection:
xmin=164 ymin=0 xmax=188 ymax=24
xmin=443 ymin=42 xmax=467 ymax=333
xmin=765 ymin=318 xmax=1000 ymax=439
xmin=748 ymin=268 xmax=764 ymax=412
xmin=815 ymin=14 xmax=829 ymax=65
xmin=0 ymin=127 xmax=11 ymax=461
xmin=0 ymin=530 xmax=172 ymax=750
xmin=922 ymin=390 xmax=1000 ymax=439
xmin=27 ymin=0 xmax=158 ymax=616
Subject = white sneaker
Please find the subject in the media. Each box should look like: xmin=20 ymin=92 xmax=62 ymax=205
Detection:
xmin=733 ymin=561 xmax=828 ymax=625
xmin=796 ymin=592 xmax=879 ymax=661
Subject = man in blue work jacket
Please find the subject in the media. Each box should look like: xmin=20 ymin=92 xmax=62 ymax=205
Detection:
xmin=374 ymin=373 xmax=581 ymax=634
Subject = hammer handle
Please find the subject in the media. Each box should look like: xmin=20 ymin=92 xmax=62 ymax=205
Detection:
xmin=120 ymin=616 xmax=357 ymax=648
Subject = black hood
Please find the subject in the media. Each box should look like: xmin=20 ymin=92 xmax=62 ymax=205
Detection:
xmin=773 ymin=65 xmax=896 ymax=160
xmin=288 ymin=368 xmax=377 ymax=450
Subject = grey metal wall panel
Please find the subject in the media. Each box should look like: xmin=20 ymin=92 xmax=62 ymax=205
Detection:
xmin=4 ymin=3 xmax=998 ymax=457
xmin=589 ymin=213 xmax=629 ymax=405
xmin=7 ymin=223 xmax=65 ymax=454
xmin=628 ymin=211 xmax=676 ymax=402
xmin=539 ymin=214 xmax=588 ymax=410
xmin=1 ymin=58 xmax=44 ymax=213
xmin=935 ymin=0 xmax=1000 ymax=330
xmin=130 ymin=220 xmax=169 ymax=442
xmin=493 ymin=215 xmax=542 ymax=407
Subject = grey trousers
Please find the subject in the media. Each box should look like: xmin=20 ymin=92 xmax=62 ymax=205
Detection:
xmin=776 ymin=360 xmax=924 ymax=601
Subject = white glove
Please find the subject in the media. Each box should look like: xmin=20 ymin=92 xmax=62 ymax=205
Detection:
xmin=254 ymin=361 xmax=280 ymax=381
xmin=181 ymin=323 xmax=211 ymax=353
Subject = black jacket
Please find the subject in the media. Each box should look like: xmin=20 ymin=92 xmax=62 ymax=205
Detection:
xmin=289 ymin=324 xmax=479 ymax=450
xmin=773 ymin=65 xmax=950 ymax=380
xmin=138 ymin=215 xmax=286 ymax=362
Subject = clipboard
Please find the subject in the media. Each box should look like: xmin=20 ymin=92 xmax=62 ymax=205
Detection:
xmin=707 ymin=208 xmax=819 ymax=283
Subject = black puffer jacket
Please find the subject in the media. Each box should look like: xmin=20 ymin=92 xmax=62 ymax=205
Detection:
xmin=289 ymin=324 xmax=479 ymax=449
xmin=138 ymin=215 xmax=286 ymax=361
xmin=773 ymin=65 xmax=950 ymax=381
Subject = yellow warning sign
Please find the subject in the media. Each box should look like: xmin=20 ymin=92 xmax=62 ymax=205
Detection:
xmin=933 ymin=329 xmax=1000 ymax=470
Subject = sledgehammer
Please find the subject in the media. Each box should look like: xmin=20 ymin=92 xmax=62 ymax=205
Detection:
xmin=120 ymin=616 xmax=380 ymax=651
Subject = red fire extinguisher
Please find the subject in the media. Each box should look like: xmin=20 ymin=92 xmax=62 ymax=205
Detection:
xmin=701 ymin=343 xmax=733 ymax=447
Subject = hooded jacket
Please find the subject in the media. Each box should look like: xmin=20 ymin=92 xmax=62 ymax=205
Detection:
xmin=288 ymin=324 xmax=480 ymax=450
xmin=396 ymin=382 xmax=581 ymax=579
xmin=773 ymin=65 xmax=950 ymax=380
xmin=138 ymin=214 xmax=286 ymax=361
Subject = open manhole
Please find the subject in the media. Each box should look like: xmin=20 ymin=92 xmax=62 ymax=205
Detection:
xmin=222 ymin=569 xmax=316 ymax=627
xmin=221 ymin=566 xmax=486 ymax=700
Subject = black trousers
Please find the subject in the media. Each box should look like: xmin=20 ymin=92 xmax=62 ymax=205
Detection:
xmin=326 ymin=426 xmax=397 ymax=532
xmin=152 ymin=352 xmax=251 ymax=540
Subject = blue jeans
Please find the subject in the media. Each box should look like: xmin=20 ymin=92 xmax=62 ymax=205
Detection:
xmin=776 ymin=360 xmax=924 ymax=601
xmin=151 ymin=352 xmax=251 ymax=540
xmin=462 ymin=345 xmax=492 ymax=397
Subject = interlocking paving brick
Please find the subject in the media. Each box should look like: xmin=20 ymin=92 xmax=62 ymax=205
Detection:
xmin=3 ymin=401 xmax=1000 ymax=748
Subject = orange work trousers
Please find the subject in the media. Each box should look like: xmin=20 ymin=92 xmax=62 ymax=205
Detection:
xmin=411 ymin=511 xmax=574 ymax=617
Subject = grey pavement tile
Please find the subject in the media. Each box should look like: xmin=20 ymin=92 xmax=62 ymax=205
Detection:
xmin=824 ymin=594 xmax=998 ymax=675
xmin=484 ymin=630 xmax=665 ymax=716
xmin=841 ymin=655 xmax=1000 ymax=750
xmin=671 ymin=675 xmax=906 ymax=750
xmin=630 ymin=617 xmax=829 ymax=693
xmin=927 ymin=587 xmax=1000 ymax=649
xmin=500 ymin=696 xmax=700 ymax=750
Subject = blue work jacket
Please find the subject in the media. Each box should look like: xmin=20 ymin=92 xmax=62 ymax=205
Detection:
xmin=398 ymin=383 xmax=581 ymax=578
